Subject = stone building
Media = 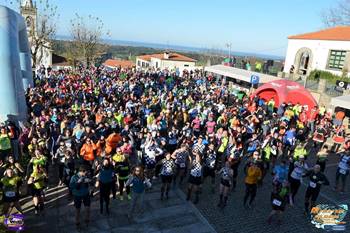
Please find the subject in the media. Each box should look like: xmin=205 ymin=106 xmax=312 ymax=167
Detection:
xmin=284 ymin=26 xmax=350 ymax=77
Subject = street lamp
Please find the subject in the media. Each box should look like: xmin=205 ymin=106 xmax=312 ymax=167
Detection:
xmin=226 ymin=43 xmax=232 ymax=60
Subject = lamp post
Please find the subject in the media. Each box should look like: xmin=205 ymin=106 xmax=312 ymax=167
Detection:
xmin=226 ymin=43 xmax=232 ymax=60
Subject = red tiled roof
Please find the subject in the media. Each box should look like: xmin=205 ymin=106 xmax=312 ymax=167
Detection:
xmin=288 ymin=26 xmax=350 ymax=41
xmin=103 ymin=59 xmax=135 ymax=68
xmin=137 ymin=52 xmax=196 ymax=62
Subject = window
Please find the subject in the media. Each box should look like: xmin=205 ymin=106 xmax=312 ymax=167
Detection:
xmin=328 ymin=50 xmax=347 ymax=70
xmin=184 ymin=64 xmax=189 ymax=67
xmin=137 ymin=61 xmax=141 ymax=66
xmin=155 ymin=62 xmax=158 ymax=68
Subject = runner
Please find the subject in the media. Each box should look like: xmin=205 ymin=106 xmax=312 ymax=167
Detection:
xmin=289 ymin=156 xmax=309 ymax=205
xmin=0 ymin=168 xmax=23 ymax=215
xmin=113 ymin=152 xmax=131 ymax=201
xmin=69 ymin=166 xmax=92 ymax=228
xmin=172 ymin=144 xmax=190 ymax=186
xmin=28 ymin=164 xmax=47 ymax=215
xmin=243 ymin=161 xmax=262 ymax=209
xmin=217 ymin=161 xmax=233 ymax=208
xmin=96 ymin=159 xmax=114 ymax=215
xmin=186 ymin=153 xmax=203 ymax=204
xmin=303 ymin=164 xmax=329 ymax=215
xmin=267 ymin=181 xmax=289 ymax=225
xmin=334 ymin=150 xmax=350 ymax=194
xmin=126 ymin=166 xmax=151 ymax=220
xmin=203 ymin=143 xmax=217 ymax=193
xmin=159 ymin=152 xmax=176 ymax=200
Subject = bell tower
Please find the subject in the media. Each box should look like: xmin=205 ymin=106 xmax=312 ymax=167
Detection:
xmin=20 ymin=0 xmax=37 ymax=37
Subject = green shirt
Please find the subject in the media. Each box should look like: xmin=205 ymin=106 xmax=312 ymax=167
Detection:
xmin=31 ymin=171 xmax=46 ymax=190
xmin=0 ymin=134 xmax=11 ymax=151
xmin=33 ymin=156 xmax=47 ymax=168
xmin=1 ymin=176 xmax=21 ymax=192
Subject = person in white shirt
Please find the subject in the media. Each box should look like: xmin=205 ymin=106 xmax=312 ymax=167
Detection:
xmin=288 ymin=156 xmax=309 ymax=205
xmin=334 ymin=151 xmax=350 ymax=194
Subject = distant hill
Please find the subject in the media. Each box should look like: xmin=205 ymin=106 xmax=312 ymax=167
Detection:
xmin=52 ymin=38 xmax=284 ymax=72
xmin=55 ymin=35 xmax=285 ymax=61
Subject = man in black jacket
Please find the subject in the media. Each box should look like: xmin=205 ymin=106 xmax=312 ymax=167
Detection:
xmin=303 ymin=164 xmax=329 ymax=214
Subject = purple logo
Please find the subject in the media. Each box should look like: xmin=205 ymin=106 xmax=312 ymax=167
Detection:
xmin=4 ymin=214 xmax=24 ymax=231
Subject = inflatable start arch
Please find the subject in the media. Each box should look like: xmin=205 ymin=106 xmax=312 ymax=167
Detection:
xmin=0 ymin=6 xmax=33 ymax=122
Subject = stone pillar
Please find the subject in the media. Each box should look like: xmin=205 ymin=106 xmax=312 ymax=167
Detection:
xmin=317 ymin=79 xmax=327 ymax=93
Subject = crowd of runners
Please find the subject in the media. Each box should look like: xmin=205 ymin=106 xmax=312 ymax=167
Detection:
xmin=0 ymin=64 xmax=349 ymax=228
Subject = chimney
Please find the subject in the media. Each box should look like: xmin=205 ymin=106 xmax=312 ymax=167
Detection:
xmin=164 ymin=52 xmax=169 ymax=59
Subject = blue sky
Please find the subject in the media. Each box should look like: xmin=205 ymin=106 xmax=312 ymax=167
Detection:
xmin=2 ymin=0 xmax=336 ymax=56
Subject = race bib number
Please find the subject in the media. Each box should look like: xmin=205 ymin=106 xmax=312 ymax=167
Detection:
xmin=5 ymin=191 xmax=16 ymax=198
xmin=180 ymin=163 xmax=186 ymax=168
xmin=309 ymin=181 xmax=317 ymax=188
xmin=272 ymin=199 xmax=282 ymax=206
xmin=339 ymin=169 xmax=347 ymax=175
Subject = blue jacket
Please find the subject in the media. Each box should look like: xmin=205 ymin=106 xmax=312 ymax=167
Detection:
xmin=98 ymin=167 xmax=114 ymax=184
xmin=70 ymin=174 xmax=90 ymax=197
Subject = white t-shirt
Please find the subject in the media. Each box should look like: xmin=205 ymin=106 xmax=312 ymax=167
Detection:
xmin=291 ymin=161 xmax=309 ymax=180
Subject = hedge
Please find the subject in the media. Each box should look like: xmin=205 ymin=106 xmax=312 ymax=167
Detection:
xmin=308 ymin=70 xmax=349 ymax=84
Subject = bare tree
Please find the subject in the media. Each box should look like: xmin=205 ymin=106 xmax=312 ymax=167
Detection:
xmin=70 ymin=14 xmax=110 ymax=66
xmin=30 ymin=0 xmax=58 ymax=68
xmin=322 ymin=0 xmax=350 ymax=27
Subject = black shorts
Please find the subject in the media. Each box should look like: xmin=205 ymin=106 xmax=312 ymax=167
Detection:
xmin=74 ymin=195 xmax=91 ymax=209
xmin=161 ymin=174 xmax=173 ymax=184
xmin=220 ymin=179 xmax=230 ymax=187
xmin=188 ymin=175 xmax=202 ymax=185
xmin=2 ymin=193 xmax=19 ymax=203
xmin=203 ymin=167 xmax=215 ymax=178
xmin=272 ymin=202 xmax=285 ymax=211
xmin=305 ymin=187 xmax=320 ymax=202
xmin=145 ymin=163 xmax=156 ymax=170
xmin=176 ymin=163 xmax=186 ymax=171
xmin=31 ymin=188 xmax=44 ymax=197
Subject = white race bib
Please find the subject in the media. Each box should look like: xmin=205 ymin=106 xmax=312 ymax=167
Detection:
xmin=339 ymin=169 xmax=347 ymax=175
xmin=309 ymin=181 xmax=317 ymax=188
xmin=272 ymin=199 xmax=282 ymax=206
xmin=5 ymin=191 xmax=16 ymax=198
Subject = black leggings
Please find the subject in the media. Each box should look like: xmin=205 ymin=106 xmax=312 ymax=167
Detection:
xmin=289 ymin=177 xmax=301 ymax=202
xmin=118 ymin=179 xmax=130 ymax=195
xmin=99 ymin=182 xmax=112 ymax=213
xmin=58 ymin=163 xmax=64 ymax=181
xmin=243 ymin=183 xmax=257 ymax=205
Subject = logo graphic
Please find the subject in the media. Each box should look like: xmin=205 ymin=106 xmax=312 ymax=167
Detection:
xmin=3 ymin=214 xmax=24 ymax=231
xmin=310 ymin=204 xmax=348 ymax=231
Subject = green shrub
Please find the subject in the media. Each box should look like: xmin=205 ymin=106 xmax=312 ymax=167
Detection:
xmin=308 ymin=70 xmax=349 ymax=84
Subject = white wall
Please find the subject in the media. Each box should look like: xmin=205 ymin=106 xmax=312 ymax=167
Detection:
xmin=136 ymin=56 xmax=197 ymax=75
xmin=284 ymin=39 xmax=350 ymax=75
xmin=160 ymin=59 xmax=195 ymax=70
xmin=136 ymin=58 xmax=150 ymax=69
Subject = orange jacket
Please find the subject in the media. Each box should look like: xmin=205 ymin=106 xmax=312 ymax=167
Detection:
xmin=80 ymin=143 xmax=96 ymax=161
xmin=105 ymin=133 xmax=122 ymax=155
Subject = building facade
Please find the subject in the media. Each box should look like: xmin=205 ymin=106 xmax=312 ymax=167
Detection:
xmin=284 ymin=26 xmax=350 ymax=77
xmin=136 ymin=52 xmax=197 ymax=75
xmin=20 ymin=0 xmax=53 ymax=69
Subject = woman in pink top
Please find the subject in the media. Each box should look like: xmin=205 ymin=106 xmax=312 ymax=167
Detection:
xmin=192 ymin=116 xmax=201 ymax=138
xmin=206 ymin=119 xmax=216 ymax=136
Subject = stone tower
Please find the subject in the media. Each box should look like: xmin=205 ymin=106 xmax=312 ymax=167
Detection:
xmin=20 ymin=0 xmax=37 ymax=37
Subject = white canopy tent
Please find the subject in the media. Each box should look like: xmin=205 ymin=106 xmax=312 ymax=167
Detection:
xmin=330 ymin=95 xmax=350 ymax=110
xmin=204 ymin=64 xmax=281 ymax=84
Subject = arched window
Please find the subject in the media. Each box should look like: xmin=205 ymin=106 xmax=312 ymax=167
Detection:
xmin=298 ymin=52 xmax=310 ymax=75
